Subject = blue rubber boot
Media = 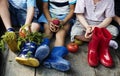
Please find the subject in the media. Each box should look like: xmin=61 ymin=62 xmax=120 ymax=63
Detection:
xmin=35 ymin=38 xmax=50 ymax=62
xmin=15 ymin=42 xmax=39 ymax=67
xmin=43 ymin=46 xmax=70 ymax=71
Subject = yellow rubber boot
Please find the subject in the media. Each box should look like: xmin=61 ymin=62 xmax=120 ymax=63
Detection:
xmin=2 ymin=31 xmax=18 ymax=52
xmin=15 ymin=57 xmax=39 ymax=67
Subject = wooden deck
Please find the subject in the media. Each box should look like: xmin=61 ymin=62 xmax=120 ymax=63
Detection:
xmin=2 ymin=37 xmax=120 ymax=76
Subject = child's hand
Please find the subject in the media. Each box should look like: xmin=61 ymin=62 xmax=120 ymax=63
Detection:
xmin=85 ymin=27 xmax=92 ymax=38
xmin=90 ymin=26 xmax=97 ymax=32
xmin=60 ymin=20 xmax=64 ymax=26
xmin=19 ymin=26 xmax=31 ymax=32
xmin=49 ymin=19 xmax=60 ymax=32
xmin=49 ymin=22 xmax=60 ymax=32
xmin=19 ymin=24 xmax=31 ymax=37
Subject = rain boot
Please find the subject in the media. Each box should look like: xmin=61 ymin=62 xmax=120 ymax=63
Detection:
xmin=3 ymin=28 xmax=18 ymax=52
xmin=15 ymin=42 xmax=39 ymax=67
xmin=43 ymin=46 xmax=70 ymax=71
xmin=88 ymin=27 xmax=102 ymax=67
xmin=35 ymin=38 xmax=50 ymax=62
xmin=99 ymin=28 xmax=113 ymax=67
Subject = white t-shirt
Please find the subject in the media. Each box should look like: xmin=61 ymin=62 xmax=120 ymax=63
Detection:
xmin=74 ymin=0 xmax=115 ymax=21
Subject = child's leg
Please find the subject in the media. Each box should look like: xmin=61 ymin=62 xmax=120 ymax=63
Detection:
xmin=44 ymin=23 xmax=53 ymax=38
xmin=34 ymin=23 xmax=52 ymax=62
xmin=74 ymin=35 xmax=91 ymax=42
xmin=54 ymin=23 xmax=70 ymax=46
xmin=0 ymin=0 xmax=13 ymax=30
xmin=106 ymin=25 xmax=119 ymax=49
xmin=0 ymin=0 xmax=18 ymax=52
xmin=111 ymin=20 xmax=120 ymax=38
xmin=106 ymin=25 xmax=119 ymax=39
xmin=27 ymin=16 xmax=40 ymax=32
xmin=43 ymin=23 xmax=70 ymax=71
xmin=31 ymin=22 xmax=40 ymax=32
xmin=70 ymin=21 xmax=89 ymax=42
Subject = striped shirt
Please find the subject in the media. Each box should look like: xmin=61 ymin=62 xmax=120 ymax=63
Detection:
xmin=74 ymin=0 xmax=115 ymax=21
xmin=42 ymin=0 xmax=76 ymax=16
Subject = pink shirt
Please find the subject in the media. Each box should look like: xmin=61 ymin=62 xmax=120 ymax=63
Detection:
xmin=74 ymin=0 xmax=115 ymax=21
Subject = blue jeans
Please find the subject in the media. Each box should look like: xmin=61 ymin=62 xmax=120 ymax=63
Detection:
xmin=9 ymin=3 xmax=38 ymax=27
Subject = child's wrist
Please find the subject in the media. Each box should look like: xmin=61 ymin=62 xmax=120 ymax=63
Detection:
xmin=47 ymin=18 xmax=52 ymax=22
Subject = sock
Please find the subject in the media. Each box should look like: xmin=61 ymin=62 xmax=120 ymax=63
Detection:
xmin=109 ymin=40 xmax=118 ymax=49
xmin=7 ymin=28 xmax=15 ymax=32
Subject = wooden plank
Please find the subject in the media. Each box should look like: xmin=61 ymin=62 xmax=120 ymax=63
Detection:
xmin=4 ymin=50 xmax=35 ymax=76
xmin=0 ymin=45 xmax=9 ymax=76
xmin=94 ymin=48 xmax=120 ymax=76
xmin=36 ymin=38 xmax=120 ymax=76
xmin=64 ymin=43 xmax=96 ymax=76
xmin=93 ymin=39 xmax=120 ymax=76
xmin=35 ymin=66 xmax=67 ymax=76
xmin=0 ymin=51 xmax=4 ymax=75
xmin=4 ymin=36 xmax=120 ymax=76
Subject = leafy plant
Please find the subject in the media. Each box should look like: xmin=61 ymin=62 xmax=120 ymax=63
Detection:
xmin=0 ymin=24 xmax=45 ymax=52
xmin=0 ymin=31 xmax=18 ymax=52
xmin=17 ymin=24 xmax=45 ymax=51
xmin=18 ymin=31 xmax=44 ymax=45
xmin=0 ymin=39 xmax=5 ymax=52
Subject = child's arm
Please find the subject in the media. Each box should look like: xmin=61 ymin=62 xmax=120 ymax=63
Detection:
xmin=76 ymin=13 xmax=90 ymax=29
xmin=43 ymin=2 xmax=52 ymax=23
xmin=98 ymin=17 xmax=112 ymax=28
xmin=76 ymin=13 xmax=92 ymax=38
xmin=19 ymin=7 xmax=34 ymax=32
xmin=113 ymin=16 xmax=120 ymax=25
xmin=25 ymin=7 xmax=34 ymax=25
xmin=61 ymin=4 xmax=75 ymax=25
xmin=98 ymin=0 xmax=114 ymax=28
xmin=24 ymin=0 xmax=36 ymax=31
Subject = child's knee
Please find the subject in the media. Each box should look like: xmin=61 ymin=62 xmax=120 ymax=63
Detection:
xmin=107 ymin=25 xmax=119 ymax=39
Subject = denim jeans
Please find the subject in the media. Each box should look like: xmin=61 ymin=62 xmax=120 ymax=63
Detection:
xmin=9 ymin=3 xmax=38 ymax=27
